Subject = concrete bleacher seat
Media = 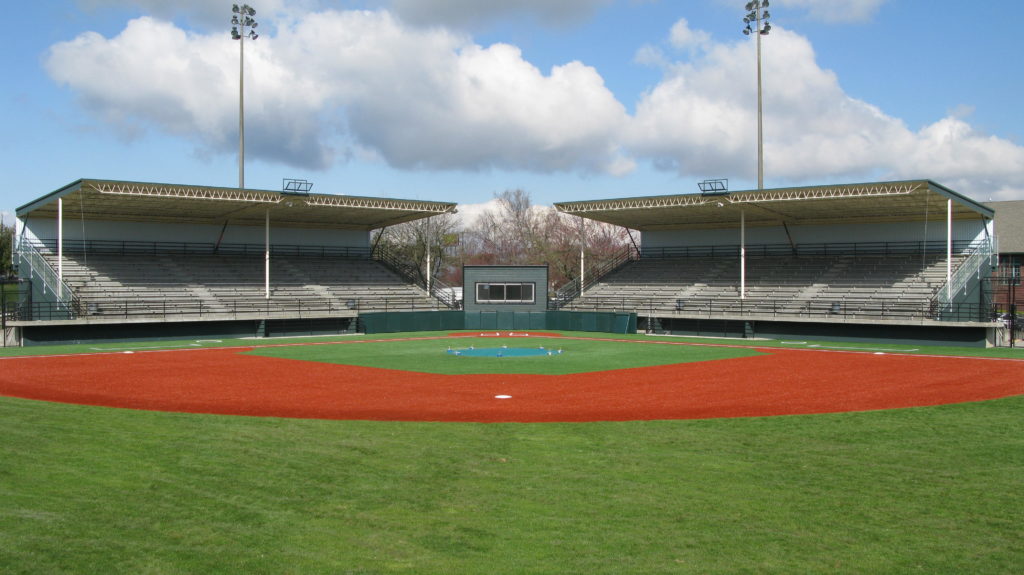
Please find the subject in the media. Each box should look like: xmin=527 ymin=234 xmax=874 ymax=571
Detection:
xmin=569 ymin=249 xmax=967 ymax=320
xmin=41 ymin=249 xmax=440 ymax=317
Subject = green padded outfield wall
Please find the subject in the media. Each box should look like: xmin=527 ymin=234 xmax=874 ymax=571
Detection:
xmin=361 ymin=311 xmax=637 ymax=335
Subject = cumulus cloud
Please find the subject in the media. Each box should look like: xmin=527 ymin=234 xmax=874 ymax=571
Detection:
xmin=628 ymin=22 xmax=1024 ymax=198
xmin=43 ymin=9 xmax=1024 ymax=199
xmin=46 ymin=10 xmax=631 ymax=174
xmin=384 ymin=0 xmax=613 ymax=28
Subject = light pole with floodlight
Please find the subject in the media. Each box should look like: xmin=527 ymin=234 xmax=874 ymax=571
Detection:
xmin=231 ymin=4 xmax=258 ymax=189
xmin=743 ymin=1 xmax=770 ymax=190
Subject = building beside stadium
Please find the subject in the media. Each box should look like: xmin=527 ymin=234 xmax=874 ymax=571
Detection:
xmin=3 ymin=177 xmax=1017 ymax=347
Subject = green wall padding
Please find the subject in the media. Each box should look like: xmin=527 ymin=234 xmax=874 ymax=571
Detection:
xmin=361 ymin=311 xmax=637 ymax=335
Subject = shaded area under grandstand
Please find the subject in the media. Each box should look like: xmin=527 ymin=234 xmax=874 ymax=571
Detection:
xmin=0 ymin=342 xmax=1021 ymax=422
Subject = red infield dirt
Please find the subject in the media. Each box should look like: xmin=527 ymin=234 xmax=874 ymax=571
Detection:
xmin=0 ymin=336 xmax=1022 ymax=423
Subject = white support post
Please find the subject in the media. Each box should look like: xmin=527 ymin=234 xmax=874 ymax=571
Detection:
xmin=265 ymin=209 xmax=270 ymax=299
xmin=580 ymin=248 xmax=585 ymax=292
xmin=946 ymin=199 xmax=953 ymax=304
xmin=426 ymin=248 xmax=432 ymax=294
xmin=740 ymin=209 xmax=746 ymax=300
xmin=57 ymin=197 xmax=64 ymax=282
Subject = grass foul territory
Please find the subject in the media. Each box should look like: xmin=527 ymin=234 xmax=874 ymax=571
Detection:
xmin=0 ymin=396 xmax=1021 ymax=573
xmin=0 ymin=331 xmax=1022 ymax=572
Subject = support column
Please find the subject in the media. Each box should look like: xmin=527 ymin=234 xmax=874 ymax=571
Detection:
xmin=265 ymin=209 xmax=270 ymax=300
xmin=947 ymin=199 xmax=953 ymax=304
xmin=426 ymin=248 xmax=432 ymax=294
xmin=740 ymin=210 xmax=746 ymax=300
xmin=580 ymin=248 xmax=585 ymax=293
xmin=58 ymin=197 xmax=64 ymax=282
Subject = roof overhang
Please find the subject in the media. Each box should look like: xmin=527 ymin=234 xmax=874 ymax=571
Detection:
xmin=554 ymin=180 xmax=994 ymax=231
xmin=17 ymin=179 xmax=458 ymax=231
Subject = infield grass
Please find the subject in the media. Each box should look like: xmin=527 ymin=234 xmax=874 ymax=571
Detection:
xmin=3 ymin=329 xmax=1024 ymax=360
xmin=1 ymin=394 xmax=1022 ymax=573
xmin=244 ymin=335 xmax=764 ymax=375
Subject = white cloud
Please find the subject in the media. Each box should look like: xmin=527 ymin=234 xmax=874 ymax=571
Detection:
xmin=627 ymin=23 xmax=1024 ymax=199
xmin=43 ymin=9 xmax=1024 ymax=200
xmin=669 ymin=18 xmax=711 ymax=51
xmin=46 ymin=10 xmax=631 ymax=174
xmin=384 ymin=0 xmax=613 ymax=28
xmin=454 ymin=199 xmax=500 ymax=228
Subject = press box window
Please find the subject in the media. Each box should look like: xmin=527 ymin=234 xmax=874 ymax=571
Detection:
xmin=475 ymin=282 xmax=535 ymax=304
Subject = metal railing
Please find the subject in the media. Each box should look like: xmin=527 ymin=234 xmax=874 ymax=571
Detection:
xmin=371 ymin=244 xmax=458 ymax=309
xmin=558 ymin=294 xmax=993 ymax=323
xmin=638 ymin=239 xmax=980 ymax=259
xmin=7 ymin=294 xmax=447 ymax=322
xmin=31 ymin=238 xmax=373 ymax=259
xmin=552 ymin=244 xmax=638 ymax=308
xmin=14 ymin=240 xmax=80 ymax=318
xmin=932 ymin=239 xmax=993 ymax=310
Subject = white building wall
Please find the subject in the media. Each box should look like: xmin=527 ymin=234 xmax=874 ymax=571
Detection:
xmin=20 ymin=217 xmax=369 ymax=248
xmin=643 ymin=219 xmax=989 ymax=250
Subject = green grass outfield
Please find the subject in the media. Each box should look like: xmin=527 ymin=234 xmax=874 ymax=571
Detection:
xmin=1 ymin=332 xmax=1022 ymax=573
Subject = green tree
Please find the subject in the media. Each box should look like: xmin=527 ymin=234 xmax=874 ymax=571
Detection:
xmin=0 ymin=216 xmax=14 ymax=279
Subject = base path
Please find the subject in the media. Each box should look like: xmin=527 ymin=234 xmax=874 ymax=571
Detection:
xmin=1 ymin=344 xmax=1022 ymax=422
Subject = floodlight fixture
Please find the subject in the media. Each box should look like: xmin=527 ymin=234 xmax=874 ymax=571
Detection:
xmin=231 ymin=4 xmax=258 ymax=189
xmin=742 ymin=0 xmax=771 ymax=190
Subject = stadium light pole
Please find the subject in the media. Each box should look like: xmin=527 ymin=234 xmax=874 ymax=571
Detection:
xmin=231 ymin=4 xmax=258 ymax=190
xmin=743 ymin=1 xmax=770 ymax=190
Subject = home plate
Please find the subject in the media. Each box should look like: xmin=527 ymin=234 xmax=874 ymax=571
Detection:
xmin=495 ymin=395 xmax=513 ymax=399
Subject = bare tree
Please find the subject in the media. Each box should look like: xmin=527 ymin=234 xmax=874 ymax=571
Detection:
xmin=463 ymin=190 xmax=635 ymax=291
xmin=372 ymin=212 xmax=461 ymax=290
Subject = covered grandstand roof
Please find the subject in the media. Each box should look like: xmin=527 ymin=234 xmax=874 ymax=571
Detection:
xmin=16 ymin=179 xmax=457 ymax=231
xmin=554 ymin=180 xmax=994 ymax=231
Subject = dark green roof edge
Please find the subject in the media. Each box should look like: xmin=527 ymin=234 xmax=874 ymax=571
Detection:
xmin=16 ymin=179 xmax=85 ymax=216
xmin=554 ymin=179 xmax=994 ymax=217
xmin=16 ymin=178 xmax=457 ymax=217
xmin=924 ymin=180 xmax=993 ymax=218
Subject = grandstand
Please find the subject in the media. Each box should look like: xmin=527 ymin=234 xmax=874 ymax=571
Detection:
xmin=555 ymin=180 xmax=1000 ymax=344
xmin=3 ymin=178 xmax=1013 ymax=347
xmin=8 ymin=179 xmax=456 ymax=344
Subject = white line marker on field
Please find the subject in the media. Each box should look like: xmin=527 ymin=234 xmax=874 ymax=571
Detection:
xmin=495 ymin=395 xmax=512 ymax=399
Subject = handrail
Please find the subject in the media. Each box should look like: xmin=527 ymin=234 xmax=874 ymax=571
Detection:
xmin=14 ymin=240 xmax=80 ymax=318
xmin=640 ymin=240 xmax=980 ymax=259
xmin=553 ymin=244 xmax=638 ymax=308
xmin=932 ymin=238 xmax=993 ymax=309
xmin=371 ymin=245 xmax=458 ymax=309
xmin=558 ymin=294 xmax=992 ymax=323
xmin=30 ymin=238 xmax=372 ymax=259
xmin=10 ymin=294 xmax=447 ymax=322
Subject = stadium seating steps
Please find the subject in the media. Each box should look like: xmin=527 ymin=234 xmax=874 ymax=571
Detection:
xmin=568 ymin=251 xmax=967 ymax=320
xmin=45 ymin=251 xmax=440 ymax=318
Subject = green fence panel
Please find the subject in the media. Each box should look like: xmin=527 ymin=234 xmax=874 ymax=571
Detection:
xmin=359 ymin=310 xmax=636 ymax=335
xmin=480 ymin=311 xmax=498 ymax=330
xmin=529 ymin=312 xmax=547 ymax=330
xmin=494 ymin=311 xmax=514 ymax=330
xmin=513 ymin=312 xmax=532 ymax=330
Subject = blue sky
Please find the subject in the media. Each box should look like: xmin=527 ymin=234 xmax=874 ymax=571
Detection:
xmin=3 ymin=0 xmax=1022 ymax=224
